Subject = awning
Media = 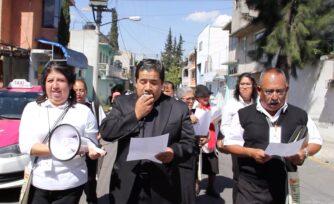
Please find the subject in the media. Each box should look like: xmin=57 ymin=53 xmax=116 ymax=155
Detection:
xmin=36 ymin=38 xmax=88 ymax=69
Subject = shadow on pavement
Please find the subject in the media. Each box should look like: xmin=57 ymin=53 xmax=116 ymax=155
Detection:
xmin=196 ymin=175 xmax=234 ymax=204
xmin=96 ymin=175 xmax=234 ymax=204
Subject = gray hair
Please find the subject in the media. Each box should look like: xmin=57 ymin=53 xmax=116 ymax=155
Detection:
xmin=259 ymin=67 xmax=288 ymax=86
xmin=176 ymin=86 xmax=194 ymax=99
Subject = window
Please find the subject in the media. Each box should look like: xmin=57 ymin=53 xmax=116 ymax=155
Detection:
xmin=197 ymin=63 xmax=202 ymax=75
xmin=42 ymin=0 xmax=60 ymax=28
xmin=229 ymin=36 xmax=238 ymax=51
xmin=184 ymin=69 xmax=189 ymax=77
xmin=199 ymin=41 xmax=203 ymax=52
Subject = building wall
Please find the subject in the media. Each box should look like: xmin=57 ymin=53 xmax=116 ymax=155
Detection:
xmin=197 ymin=25 xmax=229 ymax=86
xmin=288 ymin=60 xmax=334 ymax=142
xmin=0 ymin=0 xmax=12 ymax=44
xmin=0 ymin=0 xmax=57 ymax=49
xmin=181 ymin=51 xmax=196 ymax=88
xmin=69 ymin=29 xmax=116 ymax=105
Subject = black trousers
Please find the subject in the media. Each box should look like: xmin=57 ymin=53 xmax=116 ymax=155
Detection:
xmin=28 ymin=185 xmax=84 ymax=204
xmin=84 ymin=156 xmax=98 ymax=203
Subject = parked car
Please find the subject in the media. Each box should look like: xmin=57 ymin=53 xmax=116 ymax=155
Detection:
xmin=0 ymin=79 xmax=43 ymax=189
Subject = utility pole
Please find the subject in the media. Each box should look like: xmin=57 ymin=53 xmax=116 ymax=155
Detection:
xmin=89 ymin=0 xmax=141 ymax=99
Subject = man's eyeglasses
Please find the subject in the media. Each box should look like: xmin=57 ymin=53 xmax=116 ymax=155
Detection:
xmin=261 ymin=88 xmax=287 ymax=96
xmin=181 ymin=97 xmax=195 ymax=101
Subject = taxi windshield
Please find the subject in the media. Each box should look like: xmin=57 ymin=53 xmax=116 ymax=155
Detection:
xmin=0 ymin=92 xmax=41 ymax=119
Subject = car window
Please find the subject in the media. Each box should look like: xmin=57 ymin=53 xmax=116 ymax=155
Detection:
xmin=0 ymin=92 xmax=41 ymax=119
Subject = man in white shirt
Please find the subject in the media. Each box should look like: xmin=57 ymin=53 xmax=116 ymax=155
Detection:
xmin=223 ymin=67 xmax=322 ymax=204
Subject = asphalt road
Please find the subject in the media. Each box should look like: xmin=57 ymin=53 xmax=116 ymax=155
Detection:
xmin=2 ymin=147 xmax=334 ymax=204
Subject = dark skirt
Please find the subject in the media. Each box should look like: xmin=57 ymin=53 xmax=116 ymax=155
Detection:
xmin=202 ymin=151 xmax=219 ymax=175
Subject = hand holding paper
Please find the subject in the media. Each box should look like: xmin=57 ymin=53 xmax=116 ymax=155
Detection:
xmin=155 ymin=147 xmax=174 ymax=163
xmin=265 ymin=138 xmax=306 ymax=157
xmin=126 ymin=133 xmax=169 ymax=163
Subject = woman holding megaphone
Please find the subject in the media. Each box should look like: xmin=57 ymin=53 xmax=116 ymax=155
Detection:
xmin=19 ymin=61 xmax=104 ymax=204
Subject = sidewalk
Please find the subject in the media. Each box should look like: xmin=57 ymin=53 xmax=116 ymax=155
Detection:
xmin=313 ymin=138 xmax=334 ymax=165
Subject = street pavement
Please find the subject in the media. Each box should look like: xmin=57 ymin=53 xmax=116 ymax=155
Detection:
xmin=1 ymin=138 xmax=333 ymax=204
xmin=85 ymin=146 xmax=334 ymax=204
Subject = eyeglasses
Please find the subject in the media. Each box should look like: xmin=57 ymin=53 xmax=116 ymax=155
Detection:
xmin=181 ymin=97 xmax=195 ymax=101
xmin=261 ymin=88 xmax=287 ymax=96
xmin=239 ymin=82 xmax=252 ymax=87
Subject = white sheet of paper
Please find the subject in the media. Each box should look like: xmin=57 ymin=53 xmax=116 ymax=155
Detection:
xmin=210 ymin=108 xmax=222 ymax=124
xmin=265 ymin=138 xmax=306 ymax=157
xmin=193 ymin=108 xmax=211 ymax=136
xmin=126 ymin=133 xmax=169 ymax=163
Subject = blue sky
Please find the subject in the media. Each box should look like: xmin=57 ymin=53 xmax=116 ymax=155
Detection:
xmin=71 ymin=0 xmax=233 ymax=58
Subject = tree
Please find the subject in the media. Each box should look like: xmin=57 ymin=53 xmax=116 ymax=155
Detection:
xmin=165 ymin=64 xmax=181 ymax=86
xmin=175 ymin=35 xmax=184 ymax=67
xmin=58 ymin=0 xmax=71 ymax=47
xmin=161 ymin=28 xmax=173 ymax=71
xmin=109 ymin=8 xmax=119 ymax=51
xmin=246 ymin=0 xmax=334 ymax=78
xmin=161 ymin=29 xmax=184 ymax=86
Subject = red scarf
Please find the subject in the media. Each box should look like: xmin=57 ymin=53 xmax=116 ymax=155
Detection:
xmin=200 ymin=104 xmax=216 ymax=151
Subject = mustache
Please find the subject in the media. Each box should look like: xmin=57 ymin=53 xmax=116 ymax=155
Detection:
xmin=269 ymin=101 xmax=279 ymax=105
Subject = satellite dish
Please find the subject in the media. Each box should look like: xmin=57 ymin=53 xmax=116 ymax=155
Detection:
xmin=49 ymin=124 xmax=81 ymax=161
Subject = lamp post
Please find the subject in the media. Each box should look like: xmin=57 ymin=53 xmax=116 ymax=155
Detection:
xmin=89 ymin=1 xmax=141 ymax=99
xmin=101 ymin=16 xmax=141 ymax=26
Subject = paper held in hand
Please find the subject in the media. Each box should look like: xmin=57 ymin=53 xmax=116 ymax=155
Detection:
xmin=193 ymin=107 xmax=221 ymax=136
xmin=265 ymin=137 xmax=306 ymax=157
xmin=126 ymin=133 xmax=169 ymax=163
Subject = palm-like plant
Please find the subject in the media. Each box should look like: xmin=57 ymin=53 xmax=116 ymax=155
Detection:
xmin=246 ymin=0 xmax=334 ymax=78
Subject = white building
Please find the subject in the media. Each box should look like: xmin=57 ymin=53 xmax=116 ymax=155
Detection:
xmin=69 ymin=25 xmax=114 ymax=104
xmin=112 ymin=51 xmax=135 ymax=90
xmin=196 ymin=21 xmax=230 ymax=99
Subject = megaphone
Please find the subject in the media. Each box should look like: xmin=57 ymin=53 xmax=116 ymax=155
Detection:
xmin=49 ymin=124 xmax=106 ymax=161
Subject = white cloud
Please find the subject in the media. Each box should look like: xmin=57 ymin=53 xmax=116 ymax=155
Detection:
xmin=212 ymin=14 xmax=231 ymax=27
xmin=184 ymin=10 xmax=220 ymax=22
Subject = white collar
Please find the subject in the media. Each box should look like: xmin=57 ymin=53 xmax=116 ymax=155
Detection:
xmin=41 ymin=99 xmax=69 ymax=109
xmin=256 ymin=101 xmax=288 ymax=122
xmin=238 ymin=95 xmax=254 ymax=106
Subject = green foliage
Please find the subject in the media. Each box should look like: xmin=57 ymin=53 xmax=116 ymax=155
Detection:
xmin=58 ymin=0 xmax=70 ymax=47
xmin=246 ymin=0 xmax=334 ymax=78
xmin=161 ymin=28 xmax=184 ymax=86
xmin=109 ymin=8 xmax=119 ymax=51
xmin=165 ymin=64 xmax=181 ymax=86
xmin=161 ymin=28 xmax=174 ymax=71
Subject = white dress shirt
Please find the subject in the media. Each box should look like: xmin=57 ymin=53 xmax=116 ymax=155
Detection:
xmin=224 ymin=102 xmax=323 ymax=147
xmin=19 ymin=100 xmax=98 ymax=190
xmin=220 ymin=96 xmax=253 ymax=138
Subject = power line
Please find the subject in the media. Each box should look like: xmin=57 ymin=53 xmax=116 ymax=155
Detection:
xmin=118 ymin=23 xmax=156 ymax=54
xmin=72 ymin=5 xmax=91 ymax=23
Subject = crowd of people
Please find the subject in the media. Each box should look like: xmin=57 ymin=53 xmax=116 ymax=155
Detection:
xmin=18 ymin=58 xmax=322 ymax=204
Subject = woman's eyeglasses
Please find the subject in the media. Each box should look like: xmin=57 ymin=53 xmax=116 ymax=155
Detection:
xmin=181 ymin=97 xmax=195 ymax=101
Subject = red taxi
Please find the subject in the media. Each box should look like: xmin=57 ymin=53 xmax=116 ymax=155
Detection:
xmin=0 ymin=79 xmax=42 ymax=189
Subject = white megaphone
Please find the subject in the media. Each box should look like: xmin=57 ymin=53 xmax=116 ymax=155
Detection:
xmin=49 ymin=124 xmax=106 ymax=161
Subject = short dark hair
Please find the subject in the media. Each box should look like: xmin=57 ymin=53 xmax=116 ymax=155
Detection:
xmin=37 ymin=61 xmax=76 ymax=106
xmin=75 ymin=78 xmax=88 ymax=91
xmin=135 ymin=59 xmax=164 ymax=82
xmin=234 ymin=72 xmax=257 ymax=102
xmin=163 ymin=81 xmax=175 ymax=90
